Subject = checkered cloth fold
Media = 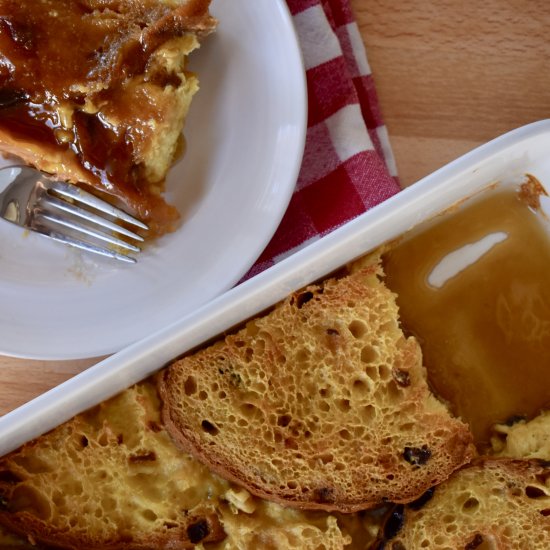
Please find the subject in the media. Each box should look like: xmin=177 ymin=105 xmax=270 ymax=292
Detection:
xmin=245 ymin=0 xmax=400 ymax=279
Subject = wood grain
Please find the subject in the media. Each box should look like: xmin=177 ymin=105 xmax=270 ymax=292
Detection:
xmin=2 ymin=0 xmax=550 ymax=415
xmin=0 ymin=357 xmax=99 ymax=415
xmin=352 ymin=0 xmax=550 ymax=184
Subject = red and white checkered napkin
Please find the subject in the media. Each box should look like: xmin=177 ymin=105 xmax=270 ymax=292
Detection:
xmin=244 ymin=0 xmax=401 ymax=279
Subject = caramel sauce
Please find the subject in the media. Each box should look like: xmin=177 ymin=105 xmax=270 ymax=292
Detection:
xmin=383 ymin=184 xmax=550 ymax=447
xmin=0 ymin=1 xmax=158 ymax=184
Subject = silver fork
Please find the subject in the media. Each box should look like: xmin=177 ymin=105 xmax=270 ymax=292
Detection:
xmin=0 ymin=165 xmax=148 ymax=263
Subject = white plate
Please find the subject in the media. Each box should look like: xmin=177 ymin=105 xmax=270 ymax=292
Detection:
xmin=0 ymin=0 xmax=307 ymax=360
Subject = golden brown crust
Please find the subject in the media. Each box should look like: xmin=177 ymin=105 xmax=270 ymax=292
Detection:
xmin=159 ymin=262 xmax=475 ymax=513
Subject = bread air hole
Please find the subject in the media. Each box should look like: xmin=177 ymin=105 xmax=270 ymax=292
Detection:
xmin=352 ymin=378 xmax=369 ymax=396
xmin=295 ymin=291 xmax=314 ymax=308
xmin=361 ymin=405 xmax=375 ymax=422
xmin=198 ymin=391 xmax=208 ymax=401
xmin=240 ymin=403 xmax=263 ymax=420
xmin=339 ymin=429 xmax=352 ymax=441
xmin=277 ymin=414 xmax=292 ymax=427
xmin=462 ymin=496 xmax=480 ymax=511
xmin=348 ymin=319 xmax=367 ymax=338
xmin=184 ymin=376 xmax=197 ymax=396
xmin=142 ymin=509 xmax=158 ymax=522
xmin=336 ymin=399 xmax=351 ymax=412
xmin=442 ymin=513 xmax=455 ymax=524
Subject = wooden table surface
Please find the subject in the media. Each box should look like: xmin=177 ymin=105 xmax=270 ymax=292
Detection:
xmin=2 ymin=0 xmax=550 ymax=416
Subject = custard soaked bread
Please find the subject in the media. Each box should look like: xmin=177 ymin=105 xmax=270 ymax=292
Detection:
xmin=0 ymin=0 xmax=216 ymax=236
xmin=491 ymin=411 xmax=550 ymax=460
xmin=374 ymin=458 xmax=550 ymax=549
xmin=159 ymin=261 xmax=475 ymax=512
xmin=0 ymin=381 xmax=377 ymax=549
xmin=0 ymin=383 xmax=227 ymax=549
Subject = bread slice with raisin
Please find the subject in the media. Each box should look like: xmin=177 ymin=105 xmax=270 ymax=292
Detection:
xmin=158 ymin=260 xmax=475 ymax=513
xmin=374 ymin=458 xmax=550 ymax=549
xmin=0 ymin=382 xmax=228 ymax=549
xmin=0 ymin=0 xmax=216 ymax=237
xmin=0 ymin=380 xmax=378 ymax=550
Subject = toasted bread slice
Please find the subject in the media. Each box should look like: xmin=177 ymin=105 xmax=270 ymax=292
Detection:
xmin=375 ymin=458 xmax=550 ymax=549
xmin=159 ymin=261 xmax=475 ymax=512
xmin=0 ymin=0 xmax=216 ymax=237
xmin=0 ymin=382 xmax=228 ymax=549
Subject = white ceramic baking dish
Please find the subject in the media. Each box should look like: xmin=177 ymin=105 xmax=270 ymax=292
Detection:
xmin=2 ymin=119 xmax=550 ymax=457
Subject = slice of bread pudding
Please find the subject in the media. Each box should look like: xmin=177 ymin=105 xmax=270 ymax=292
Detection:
xmin=159 ymin=260 xmax=475 ymax=513
xmin=0 ymin=0 xmax=216 ymax=237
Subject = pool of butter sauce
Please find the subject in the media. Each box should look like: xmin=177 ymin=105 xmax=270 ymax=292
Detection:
xmin=383 ymin=180 xmax=550 ymax=449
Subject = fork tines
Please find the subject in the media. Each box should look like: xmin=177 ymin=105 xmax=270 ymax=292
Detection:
xmin=34 ymin=180 xmax=148 ymax=264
